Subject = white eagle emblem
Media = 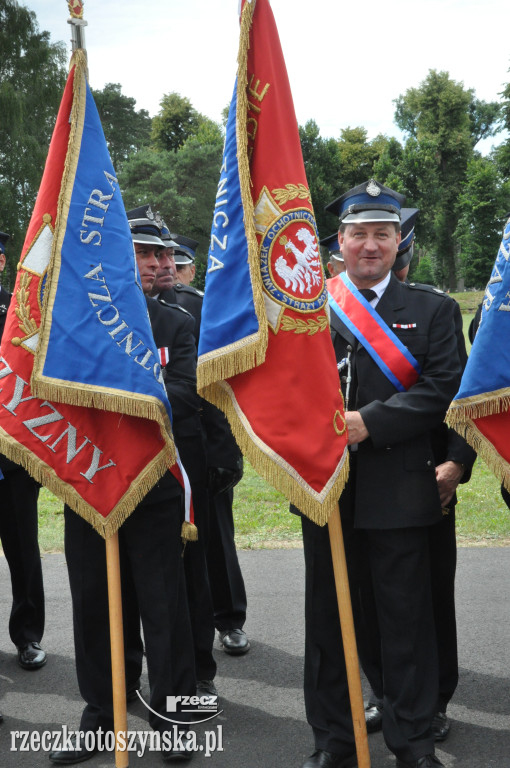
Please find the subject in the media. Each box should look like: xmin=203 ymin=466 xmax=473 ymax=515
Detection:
xmin=274 ymin=227 xmax=322 ymax=295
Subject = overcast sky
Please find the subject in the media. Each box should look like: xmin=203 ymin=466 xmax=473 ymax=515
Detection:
xmin=26 ymin=0 xmax=509 ymax=151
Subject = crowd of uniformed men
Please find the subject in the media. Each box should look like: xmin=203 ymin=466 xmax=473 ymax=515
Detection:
xmin=0 ymin=177 xmax=488 ymax=767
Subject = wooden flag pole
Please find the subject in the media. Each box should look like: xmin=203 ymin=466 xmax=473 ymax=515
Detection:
xmin=328 ymin=505 xmax=371 ymax=768
xmin=105 ymin=533 xmax=129 ymax=768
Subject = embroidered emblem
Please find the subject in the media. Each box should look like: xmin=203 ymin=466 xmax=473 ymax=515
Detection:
xmin=366 ymin=179 xmax=381 ymax=197
xmin=260 ymin=209 xmax=326 ymax=313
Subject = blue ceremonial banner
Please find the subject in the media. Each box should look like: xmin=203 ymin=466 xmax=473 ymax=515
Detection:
xmin=0 ymin=50 xmax=176 ymax=536
xmin=198 ymin=79 xmax=266 ymax=374
xmin=447 ymin=215 xmax=510 ymax=489
xmin=32 ymin=59 xmax=173 ymax=428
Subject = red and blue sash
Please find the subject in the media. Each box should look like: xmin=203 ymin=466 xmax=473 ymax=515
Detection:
xmin=328 ymin=273 xmax=421 ymax=392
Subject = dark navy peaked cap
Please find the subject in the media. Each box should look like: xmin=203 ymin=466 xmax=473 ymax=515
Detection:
xmin=393 ymin=208 xmax=419 ymax=272
xmin=326 ymin=179 xmax=405 ymax=224
xmin=173 ymin=234 xmax=199 ymax=265
xmin=320 ymin=232 xmax=343 ymax=262
xmin=0 ymin=231 xmax=9 ymax=255
xmin=153 ymin=212 xmax=178 ymax=248
xmin=126 ymin=204 xmax=165 ymax=247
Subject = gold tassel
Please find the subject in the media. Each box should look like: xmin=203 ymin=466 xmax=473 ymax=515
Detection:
xmin=181 ymin=521 xmax=198 ymax=542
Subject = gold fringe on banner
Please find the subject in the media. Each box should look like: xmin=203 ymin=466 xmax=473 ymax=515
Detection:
xmin=196 ymin=0 xmax=267 ymax=392
xmin=0 ymin=426 xmax=169 ymax=539
xmin=449 ymin=417 xmax=510 ymax=494
xmin=201 ymin=380 xmax=350 ymax=526
xmin=446 ymin=390 xmax=510 ymax=424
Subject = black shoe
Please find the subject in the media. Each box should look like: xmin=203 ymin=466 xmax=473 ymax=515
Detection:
xmin=127 ymin=680 xmax=142 ymax=702
xmin=17 ymin=642 xmax=47 ymax=670
xmin=302 ymin=749 xmax=357 ymax=768
xmin=365 ymin=704 xmax=383 ymax=733
xmin=396 ymin=755 xmax=445 ymax=768
xmin=196 ymin=679 xmax=218 ymax=697
xmin=432 ymin=711 xmax=450 ymax=741
xmin=49 ymin=737 xmax=97 ymax=765
xmin=218 ymin=629 xmax=250 ymax=655
xmin=161 ymin=735 xmax=193 ymax=763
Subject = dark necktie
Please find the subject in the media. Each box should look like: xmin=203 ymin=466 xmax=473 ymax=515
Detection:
xmin=359 ymin=288 xmax=377 ymax=302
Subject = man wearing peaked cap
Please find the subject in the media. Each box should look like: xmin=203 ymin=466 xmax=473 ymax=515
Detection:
xmin=297 ymin=180 xmax=463 ymax=768
xmin=173 ymin=234 xmax=199 ymax=288
xmin=360 ymin=207 xmax=477 ymax=744
xmin=52 ymin=205 xmax=197 ymax=764
xmin=392 ymin=207 xmax=419 ymax=279
xmin=0 ymin=230 xmax=47 ymax=691
xmin=320 ymin=232 xmax=345 ymax=278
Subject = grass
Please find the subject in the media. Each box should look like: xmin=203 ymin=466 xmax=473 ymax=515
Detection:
xmin=24 ymin=457 xmax=510 ymax=554
xmin=4 ymin=290 xmax=508 ymax=553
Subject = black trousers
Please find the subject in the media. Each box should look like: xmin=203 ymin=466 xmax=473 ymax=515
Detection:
xmin=0 ymin=465 xmax=44 ymax=647
xmin=301 ymin=507 xmax=438 ymax=763
xmin=64 ymin=499 xmax=195 ymax=734
xmin=176 ymin=432 xmax=217 ymax=682
xmin=363 ymin=508 xmax=458 ymax=713
xmin=206 ymin=487 xmax=247 ymax=632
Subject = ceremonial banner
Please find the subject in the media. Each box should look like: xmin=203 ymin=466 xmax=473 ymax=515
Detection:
xmin=0 ymin=50 xmax=175 ymax=537
xmin=197 ymin=0 xmax=348 ymax=524
xmin=446 ymin=216 xmax=510 ymax=490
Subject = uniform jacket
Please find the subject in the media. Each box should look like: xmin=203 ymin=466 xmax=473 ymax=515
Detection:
xmin=331 ymin=274 xmax=463 ymax=529
xmin=158 ymin=287 xmax=241 ymax=471
xmin=143 ymin=296 xmax=199 ymax=503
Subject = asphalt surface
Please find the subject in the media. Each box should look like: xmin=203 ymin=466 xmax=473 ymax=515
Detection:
xmin=0 ymin=546 xmax=508 ymax=767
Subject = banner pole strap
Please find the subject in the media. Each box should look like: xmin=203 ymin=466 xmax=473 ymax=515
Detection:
xmin=106 ymin=533 xmax=129 ymax=768
xmin=328 ymin=505 xmax=371 ymax=768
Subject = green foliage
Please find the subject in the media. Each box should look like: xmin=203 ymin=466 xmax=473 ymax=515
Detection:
xmin=119 ymin=127 xmax=223 ymax=291
xmin=0 ymin=0 xmax=67 ymax=288
xmin=91 ymin=83 xmax=151 ymax=172
xmin=151 ymin=92 xmax=209 ymax=153
xmin=455 ymin=155 xmax=510 ymax=288
xmin=299 ymin=120 xmax=343 ymax=238
xmin=410 ymin=252 xmax=435 ymax=285
xmin=393 ymin=70 xmax=503 ymax=292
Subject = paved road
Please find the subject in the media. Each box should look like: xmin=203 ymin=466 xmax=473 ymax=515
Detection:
xmin=0 ymin=547 xmax=508 ymax=767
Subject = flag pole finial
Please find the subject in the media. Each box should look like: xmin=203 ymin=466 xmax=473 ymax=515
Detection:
xmin=67 ymin=1 xmax=88 ymax=52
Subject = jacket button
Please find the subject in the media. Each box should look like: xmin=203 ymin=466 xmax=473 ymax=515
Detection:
xmin=427 ymin=460 xmax=433 ymax=466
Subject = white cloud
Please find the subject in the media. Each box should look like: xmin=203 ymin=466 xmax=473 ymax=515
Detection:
xmin=26 ymin=0 xmax=509 ymax=150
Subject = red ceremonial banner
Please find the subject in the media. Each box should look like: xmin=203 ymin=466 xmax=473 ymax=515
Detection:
xmin=197 ymin=0 xmax=348 ymax=525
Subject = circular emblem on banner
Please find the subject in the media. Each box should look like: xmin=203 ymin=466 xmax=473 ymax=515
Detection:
xmin=260 ymin=209 xmax=326 ymax=313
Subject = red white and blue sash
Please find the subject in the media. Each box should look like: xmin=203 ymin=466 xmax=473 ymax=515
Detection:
xmin=328 ymin=273 xmax=421 ymax=392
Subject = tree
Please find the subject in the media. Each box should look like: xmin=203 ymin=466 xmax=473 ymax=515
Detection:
xmin=299 ymin=120 xmax=343 ymax=241
xmin=91 ymin=83 xmax=151 ymax=172
xmin=493 ymin=74 xmax=510 ymax=179
xmin=119 ymin=121 xmax=224 ymax=290
xmin=394 ymin=70 xmax=502 ymax=290
xmin=151 ymin=92 xmax=205 ymax=153
xmin=456 ymin=155 xmax=510 ymax=288
xmin=0 ymin=0 xmax=67 ymax=287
